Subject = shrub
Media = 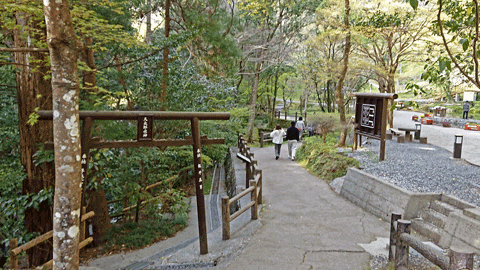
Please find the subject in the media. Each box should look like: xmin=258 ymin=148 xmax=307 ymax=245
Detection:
xmin=296 ymin=134 xmax=358 ymax=182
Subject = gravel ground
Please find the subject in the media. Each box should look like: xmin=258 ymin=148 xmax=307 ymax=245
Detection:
xmin=344 ymin=139 xmax=480 ymax=207
xmin=341 ymin=138 xmax=480 ymax=269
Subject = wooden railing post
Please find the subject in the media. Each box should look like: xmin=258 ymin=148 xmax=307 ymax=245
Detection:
xmin=449 ymin=247 xmax=474 ymax=270
xmin=395 ymin=220 xmax=411 ymax=270
xmin=389 ymin=213 xmax=402 ymax=261
xmin=250 ymin=180 xmax=258 ymax=220
xmin=260 ymin=133 xmax=264 ymax=148
xmin=251 ymin=160 xmax=257 ymax=176
xmin=295 ymin=112 xmax=297 ymax=122
xmin=80 ymin=206 xmax=87 ymax=241
xmin=245 ymin=161 xmax=251 ymax=188
xmin=9 ymin=238 xmax=18 ymax=269
xmin=222 ymin=196 xmax=230 ymax=240
xmin=257 ymin=170 xmax=262 ymax=204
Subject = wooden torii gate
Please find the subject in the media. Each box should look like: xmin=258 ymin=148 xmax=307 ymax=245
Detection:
xmin=38 ymin=110 xmax=230 ymax=255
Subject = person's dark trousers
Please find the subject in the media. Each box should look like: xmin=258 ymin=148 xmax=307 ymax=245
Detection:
xmin=463 ymin=111 xmax=469 ymax=119
xmin=274 ymin=144 xmax=282 ymax=159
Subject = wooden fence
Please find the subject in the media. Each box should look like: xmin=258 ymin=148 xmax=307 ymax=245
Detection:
xmin=222 ymin=135 xmax=262 ymax=240
xmin=107 ymin=175 xmax=177 ymax=222
xmin=274 ymin=111 xmax=307 ymax=122
xmin=389 ymin=213 xmax=475 ymax=270
xmin=9 ymin=208 xmax=94 ymax=269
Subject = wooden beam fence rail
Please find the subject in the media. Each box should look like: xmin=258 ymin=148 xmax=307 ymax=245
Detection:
xmin=222 ymin=134 xmax=262 ymax=240
xmin=222 ymin=177 xmax=260 ymax=240
xmin=107 ymin=176 xmax=177 ymax=221
xmin=389 ymin=213 xmax=475 ymax=270
xmin=9 ymin=209 xmax=95 ymax=269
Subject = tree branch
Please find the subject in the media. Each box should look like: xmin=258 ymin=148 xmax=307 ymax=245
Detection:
xmin=438 ymin=0 xmax=480 ymax=88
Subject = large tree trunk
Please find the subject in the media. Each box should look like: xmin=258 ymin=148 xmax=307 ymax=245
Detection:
xmin=246 ymin=63 xmax=262 ymax=142
xmin=86 ymin=186 xmax=110 ymax=246
xmin=14 ymin=13 xmax=55 ymax=268
xmin=387 ymin=75 xmax=395 ymax=127
xmin=336 ymin=0 xmax=351 ymax=147
xmin=145 ymin=0 xmax=152 ymax=45
xmin=160 ymin=0 xmax=171 ymax=109
xmin=270 ymin=69 xmax=279 ymax=124
xmin=43 ymin=0 xmax=83 ymax=268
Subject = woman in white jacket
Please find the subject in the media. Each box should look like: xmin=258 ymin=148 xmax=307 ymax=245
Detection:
xmin=270 ymin=124 xmax=286 ymax=160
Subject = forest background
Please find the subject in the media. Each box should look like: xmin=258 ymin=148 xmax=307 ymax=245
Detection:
xmin=1 ymin=0 xmax=480 ymax=268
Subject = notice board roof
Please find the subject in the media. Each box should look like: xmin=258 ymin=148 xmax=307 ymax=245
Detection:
xmin=352 ymin=93 xmax=398 ymax=99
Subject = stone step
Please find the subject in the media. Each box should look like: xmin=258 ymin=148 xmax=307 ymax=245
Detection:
xmin=420 ymin=209 xmax=448 ymax=229
xmin=412 ymin=218 xmax=442 ymax=244
xmin=430 ymin=200 xmax=461 ymax=217
xmin=441 ymin=195 xmax=477 ymax=210
xmin=464 ymin=208 xmax=480 ymax=222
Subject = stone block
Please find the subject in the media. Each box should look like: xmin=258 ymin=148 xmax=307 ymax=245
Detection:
xmin=464 ymin=208 xmax=480 ymax=222
xmin=397 ymin=136 xmax=405 ymax=143
xmin=419 ymin=137 xmax=427 ymax=144
xmin=441 ymin=194 xmax=477 ymax=210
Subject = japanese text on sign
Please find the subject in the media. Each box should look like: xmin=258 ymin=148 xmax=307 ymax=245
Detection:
xmin=137 ymin=115 xmax=153 ymax=141
xmin=361 ymin=104 xmax=376 ymax=129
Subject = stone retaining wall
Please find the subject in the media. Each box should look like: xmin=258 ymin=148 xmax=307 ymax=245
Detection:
xmin=340 ymin=167 xmax=480 ymax=253
xmin=340 ymin=168 xmax=439 ymax=220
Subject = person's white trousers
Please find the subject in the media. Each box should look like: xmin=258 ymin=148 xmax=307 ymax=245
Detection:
xmin=287 ymin=140 xmax=297 ymax=159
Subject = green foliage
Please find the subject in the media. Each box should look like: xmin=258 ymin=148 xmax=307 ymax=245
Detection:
xmin=296 ymin=135 xmax=359 ymax=182
xmin=0 ymin=188 xmax=53 ymax=259
xmin=102 ymin=215 xmax=187 ymax=250
xmin=356 ymin=11 xmax=412 ymax=28
xmin=162 ymin=189 xmax=190 ymax=220
xmin=32 ymin=144 xmax=55 ymax=166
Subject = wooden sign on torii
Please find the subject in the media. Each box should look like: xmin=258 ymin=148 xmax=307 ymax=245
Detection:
xmin=38 ymin=110 xmax=230 ymax=255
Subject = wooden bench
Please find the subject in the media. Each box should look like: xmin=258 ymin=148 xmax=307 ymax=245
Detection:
xmin=389 ymin=128 xmax=402 ymax=136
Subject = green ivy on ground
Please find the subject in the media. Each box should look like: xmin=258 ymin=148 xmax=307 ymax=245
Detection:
xmin=296 ymin=134 xmax=359 ymax=182
xmin=102 ymin=215 xmax=188 ymax=250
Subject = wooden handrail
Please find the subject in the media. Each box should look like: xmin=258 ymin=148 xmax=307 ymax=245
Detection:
xmin=10 ymin=231 xmax=54 ymax=257
xmin=223 ymin=137 xmax=262 ymax=240
xmin=38 ymin=237 xmax=93 ymax=269
xmin=230 ymin=201 xmax=255 ymax=221
xmin=10 ymin=211 xmax=94 ymax=257
xmin=122 ymin=195 xmax=162 ymax=212
xmin=229 ymin=186 xmax=255 ymax=204
xmin=10 ymin=211 xmax=95 ymax=269
xmin=107 ymin=176 xmax=176 ymax=205
xmin=390 ymin=214 xmax=475 ymax=270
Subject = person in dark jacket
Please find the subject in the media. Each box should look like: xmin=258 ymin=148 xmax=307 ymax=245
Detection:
xmin=463 ymin=101 xmax=470 ymax=119
xmin=286 ymin=121 xmax=300 ymax=161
